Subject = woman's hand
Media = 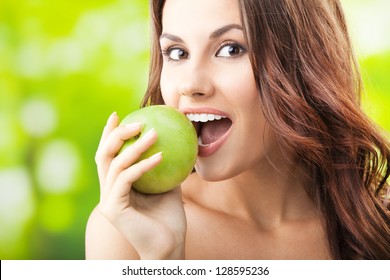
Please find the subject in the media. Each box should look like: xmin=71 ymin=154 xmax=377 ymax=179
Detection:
xmin=94 ymin=112 xmax=187 ymax=259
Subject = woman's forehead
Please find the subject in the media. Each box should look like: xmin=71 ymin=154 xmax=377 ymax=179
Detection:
xmin=161 ymin=0 xmax=242 ymax=33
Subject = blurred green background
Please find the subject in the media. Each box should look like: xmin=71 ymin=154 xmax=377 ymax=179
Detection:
xmin=0 ymin=0 xmax=389 ymax=259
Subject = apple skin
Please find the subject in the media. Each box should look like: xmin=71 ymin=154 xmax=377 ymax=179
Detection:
xmin=119 ymin=105 xmax=198 ymax=194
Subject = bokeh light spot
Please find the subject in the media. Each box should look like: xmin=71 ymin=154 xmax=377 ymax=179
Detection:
xmin=47 ymin=38 xmax=84 ymax=74
xmin=16 ymin=40 xmax=46 ymax=78
xmin=0 ymin=167 xmax=35 ymax=242
xmin=36 ymin=140 xmax=81 ymax=194
xmin=343 ymin=0 xmax=390 ymax=56
xmin=19 ymin=98 xmax=58 ymax=138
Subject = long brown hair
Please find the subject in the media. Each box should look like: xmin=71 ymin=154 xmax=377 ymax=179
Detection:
xmin=143 ymin=0 xmax=390 ymax=259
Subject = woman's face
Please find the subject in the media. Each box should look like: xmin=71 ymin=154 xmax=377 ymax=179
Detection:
xmin=160 ymin=0 xmax=272 ymax=181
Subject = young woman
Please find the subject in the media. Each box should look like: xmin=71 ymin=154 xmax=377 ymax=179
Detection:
xmin=86 ymin=0 xmax=390 ymax=259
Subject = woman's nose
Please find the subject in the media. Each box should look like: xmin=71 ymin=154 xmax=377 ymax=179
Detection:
xmin=177 ymin=61 xmax=215 ymax=99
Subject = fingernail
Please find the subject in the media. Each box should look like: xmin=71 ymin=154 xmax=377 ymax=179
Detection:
xmin=141 ymin=128 xmax=156 ymax=139
xmin=107 ymin=112 xmax=117 ymax=123
xmin=149 ymin=151 xmax=162 ymax=161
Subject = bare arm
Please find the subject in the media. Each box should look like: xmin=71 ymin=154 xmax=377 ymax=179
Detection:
xmin=85 ymin=205 xmax=139 ymax=259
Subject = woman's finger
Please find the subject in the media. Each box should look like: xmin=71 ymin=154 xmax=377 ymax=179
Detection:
xmin=98 ymin=112 xmax=119 ymax=151
xmin=109 ymin=151 xmax=163 ymax=204
xmin=96 ymin=122 xmax=143 ymax=189
xmin=95 ymin=112 xmax=119 ymax=184
xmin=102 ymin=128 xmax=158 ymax=199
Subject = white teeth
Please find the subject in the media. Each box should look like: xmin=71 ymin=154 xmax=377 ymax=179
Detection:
xmin=186 ymin=113 xmax=227 ymax=122
xmin=200 ymin=114 xmax=208 ymax=122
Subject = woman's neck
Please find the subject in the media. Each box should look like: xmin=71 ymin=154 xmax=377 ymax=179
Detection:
xmin=197 ymin=151 xmax=318 ymax=230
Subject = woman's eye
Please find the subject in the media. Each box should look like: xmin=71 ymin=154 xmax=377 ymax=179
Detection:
xmin=216 ymin=44 xmax=245 ymax=58
xmin=164 ymin=48 xmax=189 ymax=61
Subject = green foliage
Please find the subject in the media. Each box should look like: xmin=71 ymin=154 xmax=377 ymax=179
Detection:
xmin=0 ymin=0 xmax=389 ymax=259
xmin=0 ymin=0 xmax=149 ymax=259
xmin=360 ymin=52 xmax=390 ymax=133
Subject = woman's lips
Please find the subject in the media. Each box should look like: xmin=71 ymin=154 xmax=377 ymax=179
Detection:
xmin=181 ymin=107 xmax=233 ymax=157
xmin=197 ymin=124 xmax=232 ymax=157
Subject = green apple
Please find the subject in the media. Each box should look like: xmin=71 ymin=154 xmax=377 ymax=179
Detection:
xmin=119 ymin=105 xmax=198 ymax=194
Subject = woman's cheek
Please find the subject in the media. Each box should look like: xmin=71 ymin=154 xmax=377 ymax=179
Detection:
xmin=159 ymin=74 xmax=174 ymax=106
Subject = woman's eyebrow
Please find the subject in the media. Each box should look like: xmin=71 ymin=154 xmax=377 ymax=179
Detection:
xmin=160 ymin=33 xmax=184 ymax=43
xmin=160 ymin=24 xmax=243 ymax=43
xmin=209 ymin=24 xmax=243 ymax=39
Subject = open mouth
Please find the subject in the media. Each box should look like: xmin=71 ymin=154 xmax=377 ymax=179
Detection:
xmin=186 ymin=112 xmax=233 ymax=156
